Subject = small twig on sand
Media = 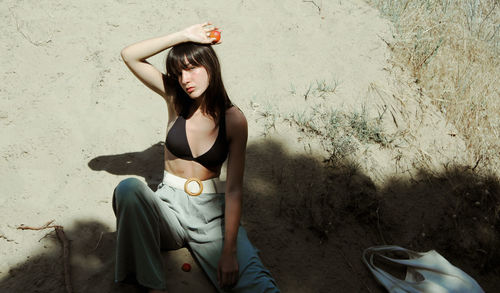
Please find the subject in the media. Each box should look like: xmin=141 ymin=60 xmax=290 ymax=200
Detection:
xmin=377 ymin=34 xmax=394 ymax=51
xmin=416 ymin=41 xmax=442 ymax=69
xmin=376 ymin=207 xmax=387 ymax=245
xmin=0 ymin=234 xmax=15 ymax=242
xmin=303 ymin=0 xmax=321 ymax=14
xmin=339 ymin=249 xmax=373 ymax=293
xmin=55 ymin=226 xmax=72 ymax=293
xmin=9 ymin=8 xmax=52 ymax=47
xmin=304 ymin=83 xmax=312 ymax=100
xmin=89 ymin=231 xmax=104 ymax=253
xmin=17 ymin=220 xmax=72 ymax=293
xmin=471 ymin=157 xmax=481 ymax=171
xmin=17 ymin=219 xmax=56 ymax=230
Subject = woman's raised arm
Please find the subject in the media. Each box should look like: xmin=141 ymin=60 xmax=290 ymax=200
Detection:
xmin=120 ymin=22 xmax=219 ymax=105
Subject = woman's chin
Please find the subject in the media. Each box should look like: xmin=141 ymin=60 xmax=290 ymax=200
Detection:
xmin=188 ymin=92 xmax=204 ymax=100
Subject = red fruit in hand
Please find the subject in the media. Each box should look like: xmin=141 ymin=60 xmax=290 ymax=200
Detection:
xmin=181 ymin=263 xmax=191 ymax=272
xmin=209 ymin=30 xmax=221 ymax=43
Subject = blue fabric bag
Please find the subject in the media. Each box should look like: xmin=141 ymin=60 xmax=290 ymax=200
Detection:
xmin=362 ymin=245 xmax=484 ymax=293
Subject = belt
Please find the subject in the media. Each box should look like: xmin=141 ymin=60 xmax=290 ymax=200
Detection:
xmin=162 ymin=171 xmax=225 ymax=196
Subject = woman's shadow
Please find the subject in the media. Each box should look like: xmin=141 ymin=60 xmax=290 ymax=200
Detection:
xmin=88 ymin=141 xmax=165 ymax=190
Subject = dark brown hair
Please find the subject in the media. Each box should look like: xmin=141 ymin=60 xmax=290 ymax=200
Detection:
xmin=165 ymin=42 xmax=232 ymax=123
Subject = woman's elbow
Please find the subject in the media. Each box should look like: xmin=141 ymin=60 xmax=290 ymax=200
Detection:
xmin=225 ymin=188 xmax=243 ymax=199
xmin=120 ymin=47 xmax=131 ymax=63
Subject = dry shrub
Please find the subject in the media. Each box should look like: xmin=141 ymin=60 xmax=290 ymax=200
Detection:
xmin=367 ymin=0 xmax=500 ymax=175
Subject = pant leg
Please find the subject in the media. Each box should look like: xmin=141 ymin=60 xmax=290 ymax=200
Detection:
xmin=189 ymin=226 xmax=280 ymax=293
xmin=113 ymin=177 xmax=186 ymax=290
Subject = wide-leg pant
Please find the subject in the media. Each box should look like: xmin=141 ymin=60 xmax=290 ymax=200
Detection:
xmin=113 ymin=176 xmax=280 ymax=292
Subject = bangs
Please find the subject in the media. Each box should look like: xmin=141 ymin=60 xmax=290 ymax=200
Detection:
xmin=166 ymin=43 xmax=204 ymax=78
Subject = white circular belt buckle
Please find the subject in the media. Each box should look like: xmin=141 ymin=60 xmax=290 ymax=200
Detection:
xmin=184 ymin=178 xmax=203 ymax=196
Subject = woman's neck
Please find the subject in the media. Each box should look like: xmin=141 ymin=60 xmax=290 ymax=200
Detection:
xmin=184 ymin=99 xmax=202 ymax=118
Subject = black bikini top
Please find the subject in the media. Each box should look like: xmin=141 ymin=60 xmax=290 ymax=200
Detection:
xmin=165 ymin=114 xmax=229 ymax=169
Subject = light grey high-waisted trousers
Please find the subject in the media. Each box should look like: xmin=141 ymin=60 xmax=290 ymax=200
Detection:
xmin=112 ymin=174 xmax=280 ymax=292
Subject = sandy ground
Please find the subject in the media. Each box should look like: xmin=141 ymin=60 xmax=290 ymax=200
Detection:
xmin=1 ymin=0 xmax=499 ymax=292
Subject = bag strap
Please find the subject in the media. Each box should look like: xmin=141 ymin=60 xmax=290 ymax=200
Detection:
xmin=362 ymin=246 xmax=423 ymax=293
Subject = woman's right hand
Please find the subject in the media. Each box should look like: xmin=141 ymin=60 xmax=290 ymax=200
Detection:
xmin=182 ymin=22 xmax=221 ymax=44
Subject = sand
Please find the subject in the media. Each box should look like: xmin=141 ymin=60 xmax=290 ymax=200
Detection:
xmin=1 ymin=0 xmax=498 ymax=292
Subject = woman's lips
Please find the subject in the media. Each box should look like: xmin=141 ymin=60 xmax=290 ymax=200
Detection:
xmin=186 ymin=87 xmax=195 ymax=93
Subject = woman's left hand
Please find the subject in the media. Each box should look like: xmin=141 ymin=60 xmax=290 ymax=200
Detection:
xmin=217 ymin=250 xmax=239 ymax=289
xmin=182 ymin=22 xmax=222 ymax=45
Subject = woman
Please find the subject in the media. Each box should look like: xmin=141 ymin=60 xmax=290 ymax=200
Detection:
xmin=113 ymin=22 xmax=280 ymax=293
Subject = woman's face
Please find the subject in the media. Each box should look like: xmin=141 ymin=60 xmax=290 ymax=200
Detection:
xmin=178 ymin=58 xmax=210 ymax=100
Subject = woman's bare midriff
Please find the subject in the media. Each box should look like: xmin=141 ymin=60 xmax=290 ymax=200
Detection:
xmin=163 ymin=146 xmax=221 ymax=180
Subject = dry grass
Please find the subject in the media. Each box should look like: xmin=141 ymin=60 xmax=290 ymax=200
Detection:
xmin=282 ymin=101 xmax=392 ymax=164
xmin=254 ymin=80 xmax=392 ymax=165
xmin=366 ymin=0 xmax=500 ymax=175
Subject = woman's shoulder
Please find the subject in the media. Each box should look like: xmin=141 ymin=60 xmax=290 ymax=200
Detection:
xmin=224 ymin=106 xmax=247 ymax=138
xmin=225 ymin=106 xmax=247 ymax=126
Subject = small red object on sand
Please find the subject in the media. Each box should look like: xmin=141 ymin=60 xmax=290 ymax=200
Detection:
xmin=182 ymin=263 xmax=191 ymax=272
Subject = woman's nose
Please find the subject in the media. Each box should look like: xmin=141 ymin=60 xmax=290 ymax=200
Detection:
xmin=180 ymin=70 xmax=190 ymax=84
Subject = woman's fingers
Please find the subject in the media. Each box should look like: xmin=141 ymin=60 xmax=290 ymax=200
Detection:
xmin=202 ymin=22 xmax=215 ymax=30
xmin=232 ymin=270 xmax=239 ymax=286
xmin=221 ymin=274 xmax=228 ymax=288
xmin=203 ymin=22 xmax=220 ymax=32
xmin=218 ymin=269 xmax=234 ymax=288
xmin=221 ymin=271 xmax=238 ymax=288
xmin=228 ymin=272 xmax=235 ymax=287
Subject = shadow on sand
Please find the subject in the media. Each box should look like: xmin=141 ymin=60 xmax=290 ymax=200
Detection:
xmin=88 ymin=142 xmax=166 ymax=190
xmin=1 ymin=139 xmax=499 ymax=292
